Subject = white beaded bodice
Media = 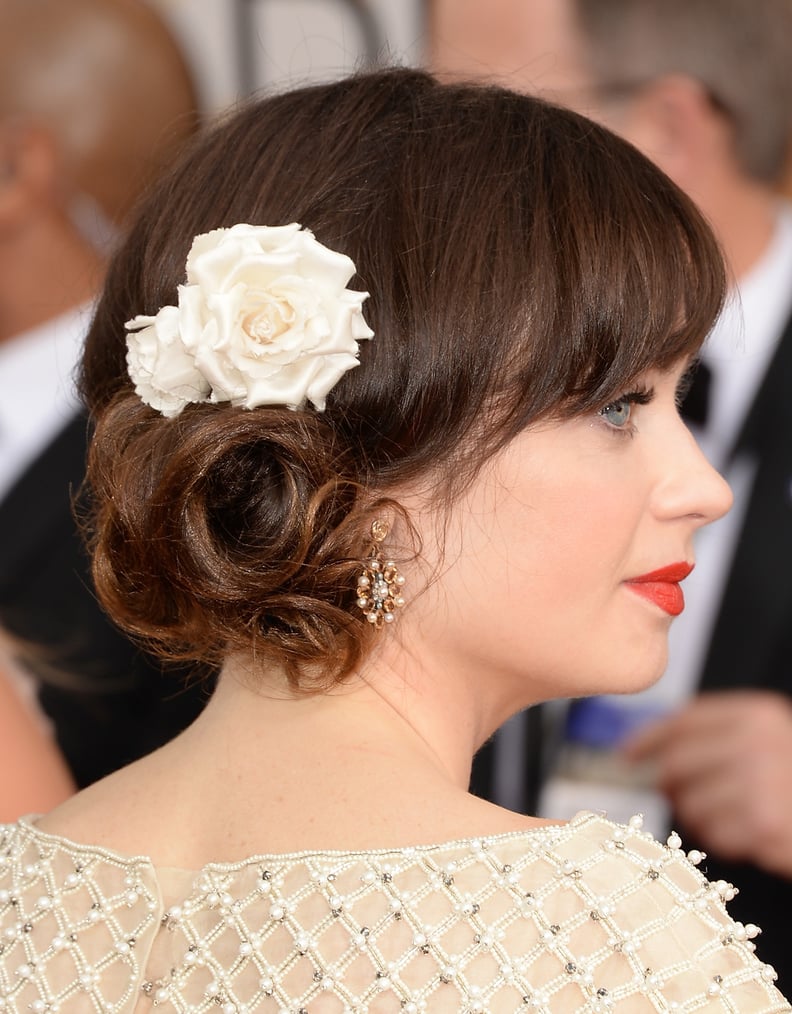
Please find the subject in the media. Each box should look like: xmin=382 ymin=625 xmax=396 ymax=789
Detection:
xmin=0 ymin=812 xmax=788 ymax=1013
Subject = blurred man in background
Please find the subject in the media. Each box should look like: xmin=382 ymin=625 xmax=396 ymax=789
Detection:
xmin=0 ymin=0 xmax=206 ymax=793
xmin=432 ymin=0 xmax=792 ymax=988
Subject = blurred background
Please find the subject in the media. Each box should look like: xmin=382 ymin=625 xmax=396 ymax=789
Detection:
xmin=151 ymin=0 xmax=792 ymax=191
xmin=148 ymin=0 xmax=426 ymax=111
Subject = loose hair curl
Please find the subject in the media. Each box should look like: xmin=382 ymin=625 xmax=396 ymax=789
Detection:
xmin=84 ymin=396 xmax=405 ymax=690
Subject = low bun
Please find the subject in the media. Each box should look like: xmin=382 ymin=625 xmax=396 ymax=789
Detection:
xmin=84 ymin=394 xmax=390 ymax=689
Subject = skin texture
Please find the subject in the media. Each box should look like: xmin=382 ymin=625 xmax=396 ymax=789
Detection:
xmin=430 ymin=0 xmax=792 ymax=880
xmin=403 ymin=365 xmax=731 ymax=721
xmin=38 ymin=363 xmax=731 ymax=868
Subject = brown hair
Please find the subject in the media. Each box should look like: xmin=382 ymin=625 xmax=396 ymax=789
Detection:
xmin=80 ymin=68 xmax=725 ymax=689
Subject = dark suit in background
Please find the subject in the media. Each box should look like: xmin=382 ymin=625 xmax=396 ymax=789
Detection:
xmin=0 ymin=413 xmax=208 ymax=788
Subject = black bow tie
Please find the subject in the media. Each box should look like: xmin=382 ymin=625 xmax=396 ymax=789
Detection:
xmin=680 ymin=360 xmax=712 ymax=427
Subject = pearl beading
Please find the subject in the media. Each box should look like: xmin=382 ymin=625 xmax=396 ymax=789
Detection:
xmin=0 ymin=814 xmax=788 ymax=1013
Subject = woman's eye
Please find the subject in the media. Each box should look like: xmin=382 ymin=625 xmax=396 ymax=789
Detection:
xmin=599 ymin=398 xmax=632 ymax=428
xmin=596 ymin=387 xmax=652 ymax=433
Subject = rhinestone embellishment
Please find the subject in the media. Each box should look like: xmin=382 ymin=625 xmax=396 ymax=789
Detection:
xmin=356 ymin=520 xmax=406 ymax=627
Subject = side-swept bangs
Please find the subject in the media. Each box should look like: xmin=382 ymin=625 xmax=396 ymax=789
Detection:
xmin=323 ymin=77 xmax=726 ymax=487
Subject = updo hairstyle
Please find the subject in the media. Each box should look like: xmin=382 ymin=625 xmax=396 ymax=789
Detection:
xmin=79 ymin=68 xmax=726 ymax=690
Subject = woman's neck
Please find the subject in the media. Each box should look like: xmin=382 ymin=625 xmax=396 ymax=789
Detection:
xmin=37 ymin=645 xmax=545 ymax=866
xmin=195 ymin=647 xmax=484 ymax=793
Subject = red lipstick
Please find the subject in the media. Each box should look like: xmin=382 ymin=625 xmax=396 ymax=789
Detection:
xmin=625 ymin=562 xmax=693 ymax=617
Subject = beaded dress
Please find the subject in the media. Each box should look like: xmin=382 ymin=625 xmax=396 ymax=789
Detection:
xmin=0 ymin=812 xmax=788 ymax=1013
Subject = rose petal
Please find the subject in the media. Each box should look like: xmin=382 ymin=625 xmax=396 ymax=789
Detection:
xmin=125 ymin=223 xmax=373 ymax=416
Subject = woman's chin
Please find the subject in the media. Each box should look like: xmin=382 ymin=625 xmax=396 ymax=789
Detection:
xmin=586 ymin=646 xmax=670 ymax=699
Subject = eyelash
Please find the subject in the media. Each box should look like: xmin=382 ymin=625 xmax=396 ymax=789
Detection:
xmin=675 ymin=364 xmax=698 ymax=408
xmin=598 ymin=386 xmax=653 ymax=436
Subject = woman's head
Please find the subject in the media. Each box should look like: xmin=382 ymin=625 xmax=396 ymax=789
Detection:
xmin=80 ymin=68 xmax=726 ymax=689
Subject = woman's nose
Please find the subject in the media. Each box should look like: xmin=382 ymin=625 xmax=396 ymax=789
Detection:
xmin=654 ymin=420 xmax=733 ymax=526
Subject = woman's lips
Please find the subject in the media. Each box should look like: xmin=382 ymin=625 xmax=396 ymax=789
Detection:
xmin=625 ymin=562 xmax=694 ymax=617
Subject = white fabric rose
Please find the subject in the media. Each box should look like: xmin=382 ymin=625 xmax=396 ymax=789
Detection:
xmin=125 ymin=223 xmax=374 ymax=417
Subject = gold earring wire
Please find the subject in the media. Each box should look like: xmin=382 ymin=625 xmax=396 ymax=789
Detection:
xmin=356 ymin=520 xmax=406 ymax=627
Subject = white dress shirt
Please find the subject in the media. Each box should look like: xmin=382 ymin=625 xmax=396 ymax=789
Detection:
xmin=0 ymin=304 xmax=92 ymax=504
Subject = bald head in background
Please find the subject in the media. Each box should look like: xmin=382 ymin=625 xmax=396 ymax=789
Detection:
xmin=0 ymin=0 xmax=199 ymax=341
xmin=0 ymin=0 xmax=198 ymax=225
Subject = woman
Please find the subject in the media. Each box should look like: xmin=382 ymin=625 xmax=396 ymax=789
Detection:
xmin=0 ymin=69 xmax=784 ymax=1012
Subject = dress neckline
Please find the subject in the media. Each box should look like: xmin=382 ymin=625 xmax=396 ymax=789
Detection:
xmin=11 ymin=810 xmax=597 ymax=875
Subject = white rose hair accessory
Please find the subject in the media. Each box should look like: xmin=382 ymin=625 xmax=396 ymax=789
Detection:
xmin=125 ymin=223 xmax=374 ymax=417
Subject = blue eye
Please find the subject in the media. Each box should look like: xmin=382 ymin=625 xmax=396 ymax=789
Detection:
xmin=597 ymin=387 xmax=653 ymax=433
xmin=599 ymin=398 xmax=633 ymax=428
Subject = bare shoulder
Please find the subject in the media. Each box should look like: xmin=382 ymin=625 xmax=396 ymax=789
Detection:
xmin=34 ymin=748 xmax=180 ymax=858
xmin=439 ymin=789 xmax=564 ymax=837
